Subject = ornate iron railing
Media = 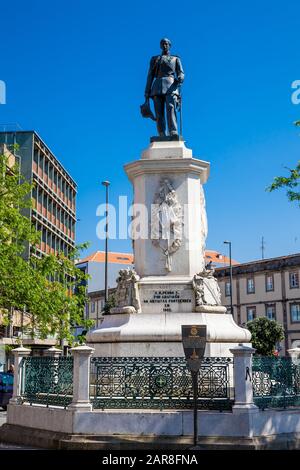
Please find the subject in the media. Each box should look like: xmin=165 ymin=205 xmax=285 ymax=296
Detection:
xmin=252 ymin=357 xmax=300 ymax=409
xmin=20 ymin=356 xmax=73 ymax=408
xmin=90 ymin=356 xmax=233 ymax=411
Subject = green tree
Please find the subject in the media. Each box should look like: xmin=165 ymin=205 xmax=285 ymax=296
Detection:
xmin=247 ymin=317 xmax=284 ymax=356
xmin=0 ymin=150 xmax=93 ymax=345
xmin=103 ymin=293 xmax=116 ymax=315
xmin=267 ymin=122 xmax=300 ymax=205
xmin=0 ymin=150 xmax=39 ymax=317
xmin=31 ymin=246 xmax=94 ymax=345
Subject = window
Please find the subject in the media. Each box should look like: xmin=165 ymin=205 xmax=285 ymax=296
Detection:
xmin=265 ymin=304 xmax=276 ymax=320
xmin=58 ymin=174 xmax=62 ymax=194
xmin=54 ymin=169 xmax=57 ymax=187
xmin=265 ymin=274 xmax=274 ymax=292
xmin=290 ymin=304 xmax=300 ymax=322
xmin=33 ymin=148 xmax=39 ymax=164
xmin=32 ymin=186 xmax=37 ymax=208
xmin=91 ymin=302 xmax=95 ymax=314
xmin=225 ymin=281 xmax=231 ymax=297
xmin=49 ymin=164 xmax=53 ymax=182
xmin=289 ymin=272 xmax=299 ymax=289
xmin=247 ymin=306 xmax=256 ymax=322
xmin=247 ymin=278 xmax=255 ymax=294
xmin=39 ymin=154 xmax=44 ymax=172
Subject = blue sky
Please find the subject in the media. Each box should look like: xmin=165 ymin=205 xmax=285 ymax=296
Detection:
xmin=1 ymin=0 xmax=300 ymax=263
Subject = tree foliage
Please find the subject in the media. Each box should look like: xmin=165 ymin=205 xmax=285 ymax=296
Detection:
xmin=247 ymin=317 xmax=284 ymax=356
xmin=103 ymin=293 xmax=116 ymax=315
xmin=0 ymin=151 xmax=93 ymax=345
xmin=267 ymin=122 xmax=300 ymax=205
xmin=0 ymin=151 xmax=39 ymax=313
xmin=267 ymin=161 xmax=300 ymax=205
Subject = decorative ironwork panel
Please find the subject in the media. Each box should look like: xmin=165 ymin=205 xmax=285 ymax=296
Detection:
xmin=90 ymin=356 xmax=233 ymax=410
xmin=20 ymin=356 xmax=73 ymax=408
xmin=252 ymin=357 xmax=300 ymax=409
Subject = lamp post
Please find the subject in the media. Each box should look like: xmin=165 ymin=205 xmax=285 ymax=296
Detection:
xmin=223 ymin=240 xmax=233 ymax=316
xmin=102 ymin=181 xmax=110 ymax=304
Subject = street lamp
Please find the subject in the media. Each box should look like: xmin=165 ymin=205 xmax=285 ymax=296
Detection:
xmin=223 ymin=240 xmax=233 ymax=316
xmin=102 ymin=181 xmax=110 ymax=304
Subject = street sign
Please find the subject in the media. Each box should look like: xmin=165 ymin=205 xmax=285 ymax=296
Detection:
xmin=181 ymin=325 xmax=207 ymax=372
xmin=181 ymin=324 xmax=207 ymax=448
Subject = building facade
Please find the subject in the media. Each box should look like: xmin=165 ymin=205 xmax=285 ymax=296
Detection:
xmin=76 ymin=251 xmax=134 ymax=327
xmin=0 ymin=131 xmax=77 ymax=362
xmin=0 ymin=131 xmax=77 ymax=258
xmin=215 ymin=254 xmax=300 ymax=354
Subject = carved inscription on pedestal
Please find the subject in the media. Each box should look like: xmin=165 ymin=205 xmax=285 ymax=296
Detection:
xmin=140 ymin=285 xmax=194 ymax=314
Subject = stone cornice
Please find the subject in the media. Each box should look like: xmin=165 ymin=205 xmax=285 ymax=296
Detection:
xmin=124 ymin=158 xmax=210 ymax=184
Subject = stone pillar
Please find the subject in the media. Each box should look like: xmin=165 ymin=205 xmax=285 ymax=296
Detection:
xmin=45 ymin=346 xmax=62 ymax=357
xmin=9 ymin=346 xmax=31 ymax=405
xmin=45 ymin=346 xmax=63 ymax=386
xmin=124 ymin=141 xmax=210 ymax=278
xmin=68 ymin=345 xmax=94 ymax=411
xmin=230 ymin=344 xmax=258 ymax=411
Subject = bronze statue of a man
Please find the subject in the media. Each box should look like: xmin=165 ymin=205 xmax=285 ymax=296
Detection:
xmin=144 ymin=38 xmax=184 ymax=137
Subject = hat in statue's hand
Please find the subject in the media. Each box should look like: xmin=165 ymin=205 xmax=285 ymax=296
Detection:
xmin=140 ymin=101 xmax=156 ymax=121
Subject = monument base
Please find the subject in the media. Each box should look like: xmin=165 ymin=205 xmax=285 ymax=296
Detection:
xmin=5 ymin=405 xmax=300 ymax=450
xmin=86 ymin=311 xmax=251 ymax=357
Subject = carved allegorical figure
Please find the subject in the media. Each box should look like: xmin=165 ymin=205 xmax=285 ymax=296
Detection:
xmin=151 ymin=179 xmax=183 ymax=272
xmin=112 ymin=268 xmax=141 ymax=314
xmin=192 ymin=267 xmax=222 ymax=308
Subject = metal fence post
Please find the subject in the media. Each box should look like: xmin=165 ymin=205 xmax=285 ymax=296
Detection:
xmin=68 ymin=345 xmax=94 ymax=411
xmin=9 ymin=346 xmax=31 ymax=405
xmin=230 ymin=344 xmax=258 ymax=411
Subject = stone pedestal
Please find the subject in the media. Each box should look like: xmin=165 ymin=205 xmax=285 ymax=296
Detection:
xmin=68 ymin=345 xmax=94 ymax=411
xmin=9 ymin=346 xmax=31 ymax=405
xmin=87 ymin=140 xmax=251 ymax=356
xmin=125 ymin=141 xmax=209 ymax=277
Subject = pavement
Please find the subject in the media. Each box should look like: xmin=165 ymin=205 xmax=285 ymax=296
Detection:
xmin=0 ymin=410 xmax=6 ymax=428
xmin=0 ymin=410 xmax=40 ymax=449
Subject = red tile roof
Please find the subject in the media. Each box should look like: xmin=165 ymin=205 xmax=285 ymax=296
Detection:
xmin=79 ymin=251 xmax=134 ymax=265
xmin=78 ymin=250 xmax=238 ymax=266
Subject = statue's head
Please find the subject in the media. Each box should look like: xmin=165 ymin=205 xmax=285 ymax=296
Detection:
xmin=160 ymin=38 xmax=171 ymax=53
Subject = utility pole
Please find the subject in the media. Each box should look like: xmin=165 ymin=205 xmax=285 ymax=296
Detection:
xmin=223 ymin=241 xmax=233 ymax=316
xmin=261 ymin=236 xmax=265 ymax=260
xmin=102 ymin=181 xmax=110 ymax=304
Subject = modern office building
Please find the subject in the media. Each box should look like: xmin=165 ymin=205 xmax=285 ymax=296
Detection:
xmin=0 ymin=130 xmax=77 ymax=258
xmin=215 ymin=253 xmax=300 ymax=354
xmin=0 ymin=131 xmax=77 ymax=362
